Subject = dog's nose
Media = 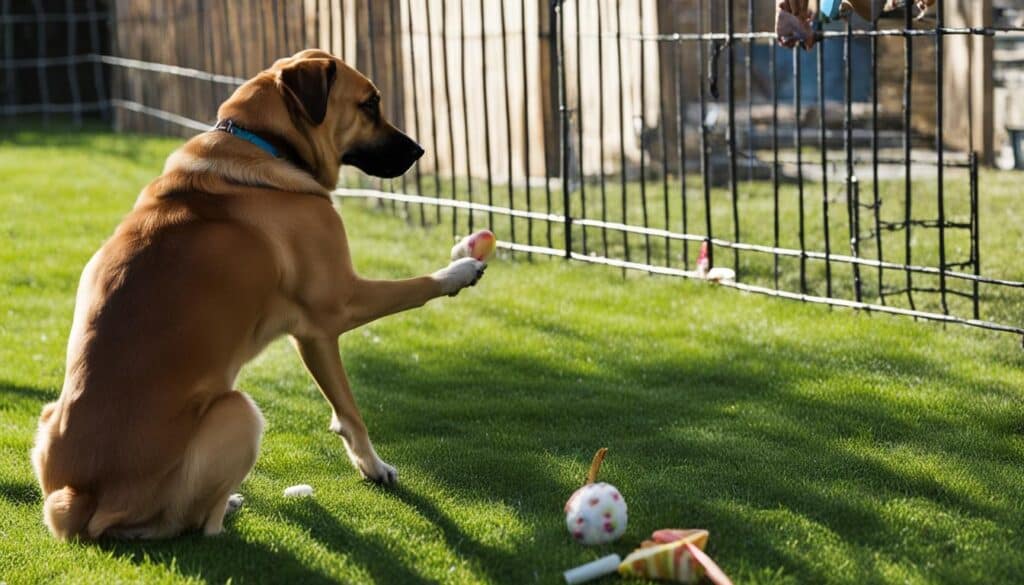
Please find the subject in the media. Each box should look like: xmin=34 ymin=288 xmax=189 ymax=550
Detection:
xmin=411 ymin=144 xmax=425 ymax=160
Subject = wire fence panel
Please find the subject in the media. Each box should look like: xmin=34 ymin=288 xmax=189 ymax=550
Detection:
xmin=2 ymin=0 xmax=1022 ymax=340
xmin=0 ymin=0 xmax=109 ymax=121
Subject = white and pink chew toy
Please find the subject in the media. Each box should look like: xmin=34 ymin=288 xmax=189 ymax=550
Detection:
xmin=451 ymin=229 xmax=497 ymax=262
xmin=564 ymin=448 xmax=628 ymax=546
xmin=696 ymin=240 xmax=736 ymax=283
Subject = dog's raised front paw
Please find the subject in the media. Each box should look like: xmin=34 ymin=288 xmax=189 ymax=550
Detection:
xmin=432 ymin=257 xmax=487 ymax=296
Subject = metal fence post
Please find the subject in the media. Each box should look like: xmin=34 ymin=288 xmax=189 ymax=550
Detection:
xmin=552 ymin=0 xmax=571 ymax=259
xmin=970 ymin=151 xmax=980 ymax=320
xmin=935 ymin=0 xmax=949 ymax=315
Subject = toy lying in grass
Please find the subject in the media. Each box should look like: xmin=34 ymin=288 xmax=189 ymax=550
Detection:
xmin=564 ymin=529 xmax=733 ymax=585
xmin=621 ymin=529 xmax=732 ymax=585
xmin=564 ymin=448 xmax=628 ymax=545
xmin=283 ymin=484 xmax=314 ymax=498
xmin=562 ymin=449 xmax=732 ymax=584
xmin=696 ymin=240 xmax=736 ymax=284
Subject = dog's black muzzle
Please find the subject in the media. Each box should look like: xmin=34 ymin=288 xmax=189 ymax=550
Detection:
xmin=341 ymin=127 xmax=424 ymax=179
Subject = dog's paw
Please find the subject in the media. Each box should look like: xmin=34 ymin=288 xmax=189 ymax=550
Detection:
xmin=358 ymin=456 xmax=398 ymax=485
xmin=432 ymin=257 xmax=486 ymax=296
xmin=226 ymin=493 xmax=244 ymax=515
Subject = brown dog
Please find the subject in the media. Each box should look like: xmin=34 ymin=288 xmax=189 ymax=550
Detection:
xmin=31 ymin=49 xmax=486 ymax=540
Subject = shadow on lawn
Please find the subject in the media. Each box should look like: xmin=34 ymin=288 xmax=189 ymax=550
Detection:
xmin=1 ymin=380 xmax=56 ymax=403
xmin=280 ymin=498 xmax=436 ymax=584
xmin=99 ymin=530 xmax=341 ymax=585
xmin=0 ymin=123 xmax=173 ymax=164
xmin=390 ymin=485 xmax=520 ymax=584
xmin=0 ymin=479 xmax=40 ymax=505
xmin=99 ymin=499 xmax=444 ymax=584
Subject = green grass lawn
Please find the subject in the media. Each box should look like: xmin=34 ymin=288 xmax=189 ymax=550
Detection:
xmin=2 ymin=126 xmax=1024 ymax=584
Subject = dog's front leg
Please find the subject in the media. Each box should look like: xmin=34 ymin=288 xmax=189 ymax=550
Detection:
xmin=292 ymin=335 xmax=397 ymax=484
xmin=343 ymin=257 xmax=486 ymax=330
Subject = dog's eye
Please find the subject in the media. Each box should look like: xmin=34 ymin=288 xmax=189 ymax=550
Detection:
xmin=361 ymin=95 xmax=381 ymax=111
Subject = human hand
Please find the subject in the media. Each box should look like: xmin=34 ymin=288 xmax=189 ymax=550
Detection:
xmin=882 ymin=0 xmax=936 ymax=20
xmin=776 ymin=0 xmax=816 ymax=49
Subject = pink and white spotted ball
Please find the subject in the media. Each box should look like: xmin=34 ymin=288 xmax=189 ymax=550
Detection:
xmin=564 ymin=482 xmax=628 ymax=545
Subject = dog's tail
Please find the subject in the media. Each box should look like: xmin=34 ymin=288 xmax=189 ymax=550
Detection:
xmin=43 ymin=486 xmax=96 ymax=540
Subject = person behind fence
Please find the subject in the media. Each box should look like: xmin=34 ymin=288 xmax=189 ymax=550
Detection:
xmin=776 ymin=0 xmax=937 ymax=49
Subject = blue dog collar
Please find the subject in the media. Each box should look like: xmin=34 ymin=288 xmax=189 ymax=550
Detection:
xmin=213 ymin=119 xmax=281 ymax=158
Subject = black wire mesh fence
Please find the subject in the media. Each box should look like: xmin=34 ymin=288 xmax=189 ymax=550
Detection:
xmin=2 ymin=0 xmax=1023 ymax=341
xmin=0 ymin=0 xmax=110 ymax=120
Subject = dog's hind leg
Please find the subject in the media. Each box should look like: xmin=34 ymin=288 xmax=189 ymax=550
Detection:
xmin=99 ymin=390 xmax=264 ymax=540
xmin=175 ymin=390 xmax=264 ymax=536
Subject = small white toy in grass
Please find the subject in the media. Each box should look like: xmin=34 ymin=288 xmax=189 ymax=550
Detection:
xmin=705 ymin=267 xmax=736 ymax=283
xmin=696 ymin=240 xmax=736 ymax=284
xmin=283 ymin=484 xmax=314 ymax=498
xmin=564 ymin=448 xmax=627 ymax=545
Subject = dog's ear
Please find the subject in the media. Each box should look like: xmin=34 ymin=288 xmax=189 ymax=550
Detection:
xmin=279 ymin=58 xmax=337 ymax=126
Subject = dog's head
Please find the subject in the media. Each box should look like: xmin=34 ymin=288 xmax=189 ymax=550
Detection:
xmin=217 ymin=49 xmax=424 ymax=188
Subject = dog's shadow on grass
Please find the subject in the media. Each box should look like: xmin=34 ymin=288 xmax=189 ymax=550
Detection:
xmin=277 ymin=498 xmax=435 ymax=585
xmin=388 ymin=484 xmax=520 ymax=584
xmin=99 ymin=499 xmax=440 ymax=584
xmin=98 ymin=524 xmax=340 ymax=585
